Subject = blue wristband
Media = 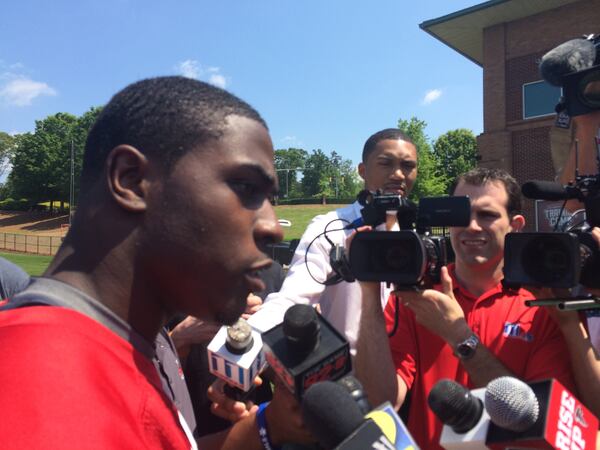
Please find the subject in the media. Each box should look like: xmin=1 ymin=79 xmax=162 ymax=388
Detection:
xmin=256 ymin=402 xmax=282 ymax=450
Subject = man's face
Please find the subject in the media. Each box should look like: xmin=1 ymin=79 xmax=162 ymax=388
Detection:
xmin=450 ymin=180 xmax=524 ymax=272
xmin=358 ymin=139 xmax=417 ymax=197
xmin=144 ymin=115 xmax=283 ymax=325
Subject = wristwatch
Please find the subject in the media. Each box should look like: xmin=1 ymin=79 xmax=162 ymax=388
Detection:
xmin=455 ymin=334 xmax=480 ymax=361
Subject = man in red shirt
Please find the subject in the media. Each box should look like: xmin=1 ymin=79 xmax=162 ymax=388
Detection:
xmin=354 ymin=167 xmax=576 ymax=450
xmin=0 ymin=77 xmax=309 ymax=449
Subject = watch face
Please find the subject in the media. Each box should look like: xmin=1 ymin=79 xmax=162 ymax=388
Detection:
xmin=456 ymin=335 xmax=478 ymax=360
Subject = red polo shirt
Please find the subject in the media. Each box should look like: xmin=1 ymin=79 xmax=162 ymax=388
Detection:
xmin=385 ymin=264 xmax=576 ymax=450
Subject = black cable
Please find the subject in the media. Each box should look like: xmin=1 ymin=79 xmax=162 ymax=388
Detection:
xmin=553 ymin=199 xmax=569 ymax=232
xmin=304 ymin=218 xmax=352 ymax=285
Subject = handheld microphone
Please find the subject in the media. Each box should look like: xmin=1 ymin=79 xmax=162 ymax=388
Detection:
xmin=428 ymin=379 xmax=491 ymax=449
xmin=484 ymin=377 xmax=599 ymax=450
xmin=302 ymin=380 xmax=418 ymax=449
xmin=206 ymin=318 xmax=264 ymax=393
xmin=261 ymin=304 xmax=351 ymax=399
xmin=521 ymin=180 xmax=580 ymax=201
xmin=337 ymin=375 xmax=372 ymax=415
xmin=540 ymin=38 xmax=598 ymax=87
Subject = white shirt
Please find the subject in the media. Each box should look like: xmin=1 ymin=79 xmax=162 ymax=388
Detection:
xmin=249 ymin=201 xmax=392 ymax=354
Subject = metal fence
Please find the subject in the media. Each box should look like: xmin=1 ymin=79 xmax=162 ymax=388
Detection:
xmin=0 ymin=233 xmax=63 ymax=255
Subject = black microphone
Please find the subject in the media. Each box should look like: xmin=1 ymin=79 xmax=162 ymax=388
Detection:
xmin=261 ymin=304 xmax=351 ymax=399
xmin=521 ymin=180 xmax=580 ymax=201
xmin=428 ymin=379 xmax=484 ymax=434
xmin=302 ymin=380 xmax=411 ymax=449
xmin=540 ymin=37 xmax=598 ymax=86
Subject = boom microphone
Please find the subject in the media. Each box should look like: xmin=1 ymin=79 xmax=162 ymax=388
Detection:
xmin=521 ymin=180 xmax=580 ymax=201
xmin=540 ymin=38 xmax=598 ymax=87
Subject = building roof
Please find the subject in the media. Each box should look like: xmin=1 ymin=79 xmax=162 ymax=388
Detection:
xmin=420 ymin=0 xmax=581 ymax=66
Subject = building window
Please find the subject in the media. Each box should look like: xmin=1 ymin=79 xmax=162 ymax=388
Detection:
xmin=522 ymin=80 xmax=562 ymax=119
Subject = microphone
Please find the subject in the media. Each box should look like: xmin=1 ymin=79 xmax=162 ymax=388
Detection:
xmin=521 ymin=180 xmax=580 ymax=201
xmin=484 ymin=376 xmax=539 ymax=432
xmin=206 ymin=317 xmax=264 ymax=393
xmin=484 ymin=377 xmax=599 ymax=450
xmin=540 ymin=38 xmax=598 ymax=87
xmin=337 ymin=375 xmax=372 ymax=415
xmin=261 ymin=304 xmax=351 ymax=399
xmin=428 ymin=379 xmax=491 ymax=449
xmin=302 ymin=380 xmax=417 ymax=449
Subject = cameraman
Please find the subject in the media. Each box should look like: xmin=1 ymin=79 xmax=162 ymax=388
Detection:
xmin=245 ymin=128 xmax=417 ymax=349
xmin=354 ymin=167 xmax=576 ymax=450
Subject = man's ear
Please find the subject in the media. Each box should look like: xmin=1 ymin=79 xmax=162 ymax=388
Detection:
xmin=105 ymin=145 xmax=149 ymax=212
xmin=358 ymin=162 xmax=366 ymax=181
xmin=510 ymin=214 xmax=526 ymax=232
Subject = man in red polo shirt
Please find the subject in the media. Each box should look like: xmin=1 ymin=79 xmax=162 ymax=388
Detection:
xmin=354 ymin=167 xmax=576 ymax=450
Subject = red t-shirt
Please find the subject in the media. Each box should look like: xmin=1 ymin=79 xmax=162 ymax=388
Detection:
xmin=385 ymin=265 xmax=576 ymax=450
xmin=0 ymin=306 xmax=194 ymax=449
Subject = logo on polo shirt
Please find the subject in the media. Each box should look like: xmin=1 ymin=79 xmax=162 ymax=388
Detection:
xmin=502 ymin=322 xmax=533 ymax=342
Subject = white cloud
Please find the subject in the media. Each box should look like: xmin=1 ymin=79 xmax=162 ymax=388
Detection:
xmin=422 ymin=88 xmax=442 ymax=105
xmin=0 ymin=77 xmax=57 ymax=106
xmin=209 ymin=73 xmax=227 ymax=88
xmin=175 ymin=59 xmax=228 ymax=88
xmin=177 ymin=59 xmax=201 ymax=79
xmin=280 ymin=135 xmax=303 ymax=146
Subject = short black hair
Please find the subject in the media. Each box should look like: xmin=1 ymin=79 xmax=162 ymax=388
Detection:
xmin=362 ymin=128 xmax=414 ymax=163
xmin=82 ymin=76 xmax=267 ymax=189
xmin=450 ymin=167 xmax=522 ymax=217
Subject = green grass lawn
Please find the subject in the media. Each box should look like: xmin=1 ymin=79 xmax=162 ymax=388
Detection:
xmin=0 ymin=204 xmax=350 ymax=275
xmin=275 ymin=204 xmax=348 ymax=241
xmin=0 ymin=252 xmax=52 ymax=276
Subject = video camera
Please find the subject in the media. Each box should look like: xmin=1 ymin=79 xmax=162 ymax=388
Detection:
xmin=503 ymin=34 xmax=600 ymax=291
xmin=540 ymin=33 xmax=600 ymax=117
xmin=347 ymin=190 xmax=471 ymax=288
xmin=504 ymin=176 xmax=600 ymax=289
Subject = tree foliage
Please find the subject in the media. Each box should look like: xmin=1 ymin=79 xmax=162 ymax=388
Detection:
xmin=397 ymin=117 xmax=447 ymax=199
xmin=433 ymin=129 xmax=478 ymax=189
xmin=6 ymin=107 xmax=102 ymax=210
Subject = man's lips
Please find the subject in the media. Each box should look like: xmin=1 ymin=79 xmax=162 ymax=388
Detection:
xmin=461 ymin=238 xmax=486 ymax=247
xmin=244 ymin=272 xmax=266 ymax=293
xmin=383 ymin=184 xmax=406 ymax=194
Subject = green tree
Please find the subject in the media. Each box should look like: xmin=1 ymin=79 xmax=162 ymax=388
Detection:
xmin=274 ymin=148 xmax=307 ymax=198
xmin=0 ymin=132 xmax=18 ymax=180
xmin=433 ymin=129 xmax=478 ymax=189
xmin=7 ymin=107 xmax=102 ymax=211
xmin=397 ymin=117 xmax=447 ymax=199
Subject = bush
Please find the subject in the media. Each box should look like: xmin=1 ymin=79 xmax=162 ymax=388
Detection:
xmin=0 ymin=198 xmax=32 ymax=211
xmin=276 ymin=197 xmax=355 ymax=205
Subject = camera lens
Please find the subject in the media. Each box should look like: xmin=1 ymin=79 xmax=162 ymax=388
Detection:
xmin=522 ymin=237 xmax=570 ymax=283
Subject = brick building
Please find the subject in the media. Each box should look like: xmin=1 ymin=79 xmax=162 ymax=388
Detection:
xmin=421 ymin=0 xmax=600 ymax=226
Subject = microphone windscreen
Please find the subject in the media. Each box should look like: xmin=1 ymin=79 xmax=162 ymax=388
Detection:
xmin=540 ymin=38 xmax=597 ymax=86
xmin=302 ymin=380 xmax=365 ymax=449
xmin=521 ymin=180 xmax=569 ymax=201
xmin=283 ymin=304 xmax=319 ymax=353
xmin=485 ymin=376 xmax=540 ymax=432
xmin=428 ymin=379 xmax=483 ymax=433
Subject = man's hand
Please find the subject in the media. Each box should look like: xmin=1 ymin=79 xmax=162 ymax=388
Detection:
xmin=242 ymin=293 xmax=263 ymax=320
xmin=398 ymin=266 xmax=470 ymax=345
xmin=169 ymin=316 xmax=221 ymax=359
xmin=264 ymin=377 xmax=316 ymax=446
xmin=207 ymin=377 xmax=262 ymax=423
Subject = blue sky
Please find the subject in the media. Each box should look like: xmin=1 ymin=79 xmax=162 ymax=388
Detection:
xmin=0 ymin=0 xmax=483 ymax=168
